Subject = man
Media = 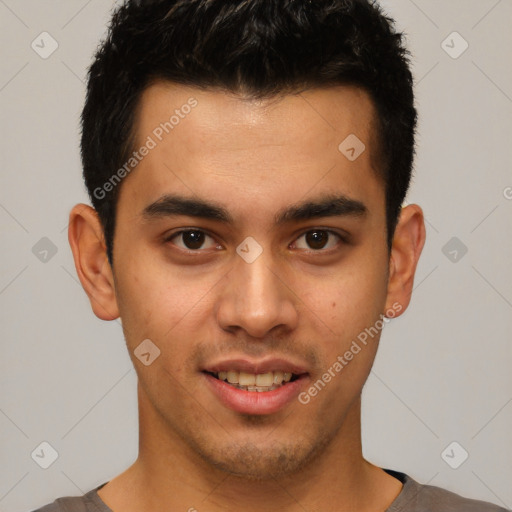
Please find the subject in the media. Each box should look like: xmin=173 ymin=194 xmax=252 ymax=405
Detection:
xmin=32 ymin=0 xmax=509 ymax=511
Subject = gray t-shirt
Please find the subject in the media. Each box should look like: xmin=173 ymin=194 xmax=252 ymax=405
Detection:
xmin=31 ymin=469 xmax=510 ymax=512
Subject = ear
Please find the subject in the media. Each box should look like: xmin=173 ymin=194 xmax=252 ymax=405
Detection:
xmin=384 ymin=204 xmax=426 ymax=317
xmin=68 ymin=204 xmax=120 ymax=321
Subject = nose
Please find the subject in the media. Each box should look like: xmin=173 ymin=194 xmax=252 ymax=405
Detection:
xmin=215 ymin=247 xmax=299 ymax=339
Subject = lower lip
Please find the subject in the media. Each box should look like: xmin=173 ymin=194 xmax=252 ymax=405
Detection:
xmin=203 ymin=373 xmax=307 ymax=415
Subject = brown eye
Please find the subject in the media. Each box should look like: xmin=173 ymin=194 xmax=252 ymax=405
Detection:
xmin=294 ymin=230 xmax=341 ymax=251
xmin=168 ymin=230 xmax=217 ymax=251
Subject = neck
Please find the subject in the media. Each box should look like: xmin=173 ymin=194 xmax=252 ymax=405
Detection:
xmin=98 ymin=386 xmax=402 ymax=512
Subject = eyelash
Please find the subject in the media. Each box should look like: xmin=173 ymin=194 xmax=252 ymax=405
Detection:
xmin=164 ymin=228 xmax=348 ymax=253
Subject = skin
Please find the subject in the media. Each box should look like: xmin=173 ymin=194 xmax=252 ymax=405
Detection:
xmin=68 ymin=82 xmax=425 ymax=512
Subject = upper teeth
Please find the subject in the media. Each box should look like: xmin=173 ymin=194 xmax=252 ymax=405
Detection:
xmin=216 ymin=371 xmax=293 ymax=387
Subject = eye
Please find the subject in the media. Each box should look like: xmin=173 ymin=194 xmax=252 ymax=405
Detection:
xmin=293 ymin=229 xmax=343 ymax=251
xmin=165 ymin=228 xmax=345 ymax=253
xmin=166 ymin=229 xmax=219 ymax=251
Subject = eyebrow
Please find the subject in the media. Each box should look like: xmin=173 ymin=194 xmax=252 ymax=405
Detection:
xmin=141 ymin=193 xmax=367 ymax=225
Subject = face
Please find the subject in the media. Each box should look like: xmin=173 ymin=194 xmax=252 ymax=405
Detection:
xmin=87 ymin=82 xmax=408 ymax=479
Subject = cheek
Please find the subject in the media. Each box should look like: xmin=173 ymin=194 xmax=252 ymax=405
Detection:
xmin=301 ymin=256 xmax=388 ymax=397
xmin=113 ymin=256 xmax=170 ymax=346
xmin=305 ymin=258 xmax=388 ymax=339
xmin=114 ymin=254 xmax=217 ymax=351
xmin=114 ymin=264 xmax=203 ymax=398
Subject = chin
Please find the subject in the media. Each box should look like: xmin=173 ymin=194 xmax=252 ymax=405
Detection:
xmin=191 ymin=433 xmax=332 ymax=481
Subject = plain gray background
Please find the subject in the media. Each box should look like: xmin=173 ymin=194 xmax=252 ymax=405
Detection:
xmin=1 ymin=0 xmax=511 ymax=510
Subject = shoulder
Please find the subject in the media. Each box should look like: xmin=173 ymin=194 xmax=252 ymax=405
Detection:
xmin=29 ymin=483 xmax=111 ymax=512
xmin=30 ymin=498 xmax=87 ymax=512
xmin=388 ymin=470 xmax=511 ymax=512
xmin=412 ymin=483 xmax=510 ymax=511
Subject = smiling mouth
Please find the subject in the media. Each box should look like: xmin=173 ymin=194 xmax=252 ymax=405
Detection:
xmin=204 ymin=370 xmax=301 ymax=392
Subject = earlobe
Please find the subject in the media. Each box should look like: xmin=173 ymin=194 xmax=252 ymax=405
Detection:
xmin=384 ymin=204 xmax=426 ymax=316
xmin=68 ymin=204 xmax=120 ymax=321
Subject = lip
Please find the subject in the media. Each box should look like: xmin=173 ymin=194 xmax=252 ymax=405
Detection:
xmin=203 ymin=371 xmax=309 ymax=415
xmin=202 ymin=357 xmax=309 ymax=375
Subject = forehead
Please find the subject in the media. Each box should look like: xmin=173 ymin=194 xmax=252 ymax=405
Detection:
xmin=134 ymin=81 xmax=379 ymax=157
xmin=120 ymin=81 xmax=384 ymax=226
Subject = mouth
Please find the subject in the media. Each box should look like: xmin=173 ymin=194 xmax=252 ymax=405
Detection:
xmin=201 ymin=360 xmax=309 ymax=415
xmin=204 ymin=370 xmax=301 ymax=392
